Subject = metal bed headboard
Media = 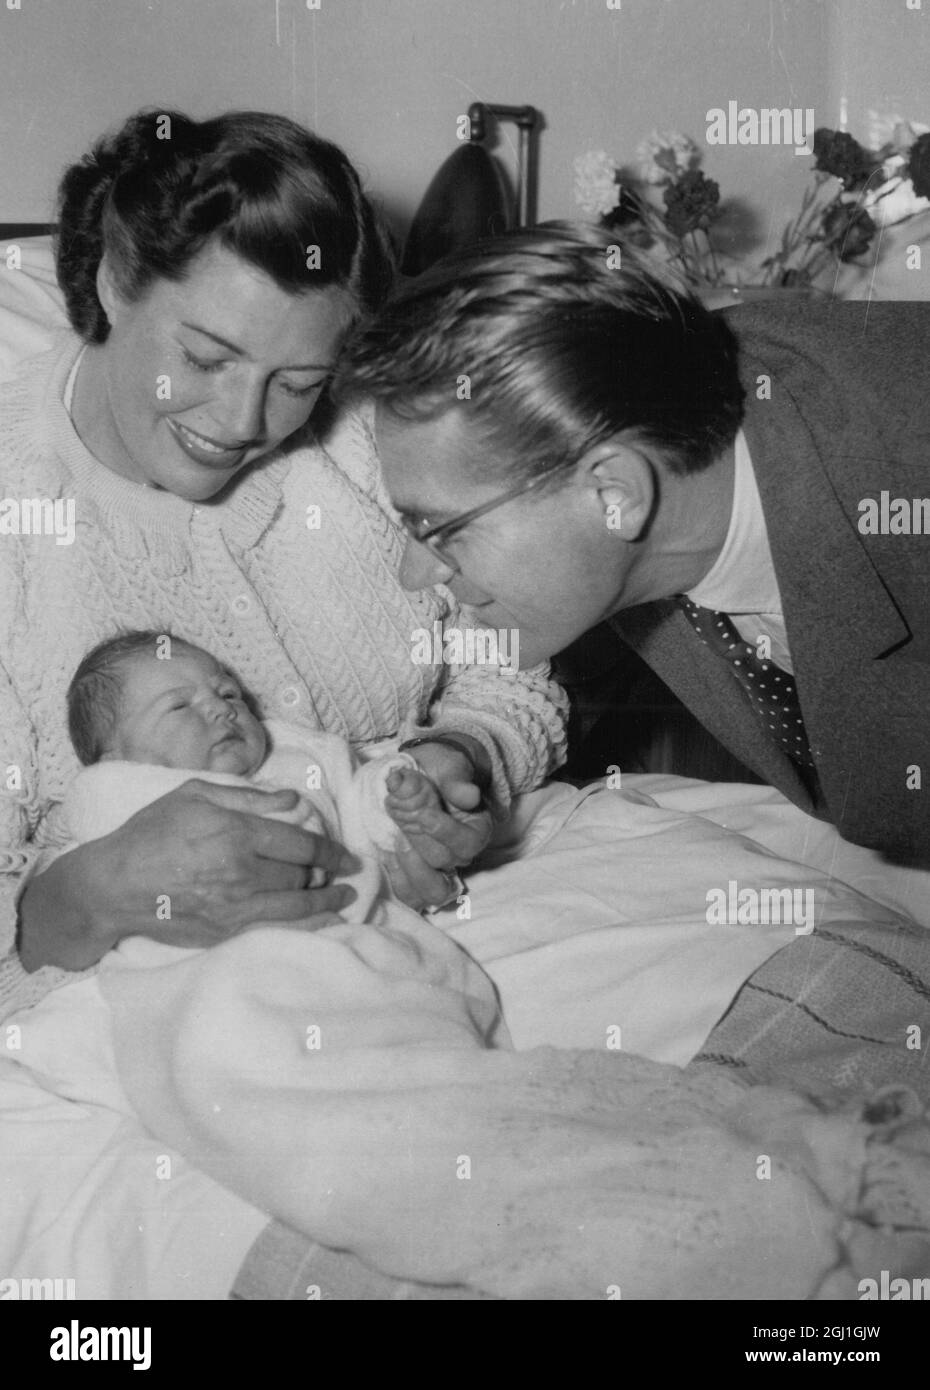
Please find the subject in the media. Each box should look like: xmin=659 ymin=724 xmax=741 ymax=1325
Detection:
xmin=0 ymin=223 xmax=56 ymax=238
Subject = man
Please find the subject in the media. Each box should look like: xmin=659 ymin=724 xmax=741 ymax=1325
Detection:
xmin=337 ymin=224 xmax=930 ymax=867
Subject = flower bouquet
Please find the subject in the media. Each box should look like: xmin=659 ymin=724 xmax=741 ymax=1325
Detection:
xmin=573 ymin=122 xmax=930 ymax=294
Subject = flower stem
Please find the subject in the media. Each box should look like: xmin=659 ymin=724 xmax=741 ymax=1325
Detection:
xmin=704 ymin=229 xmax=723 ymax=286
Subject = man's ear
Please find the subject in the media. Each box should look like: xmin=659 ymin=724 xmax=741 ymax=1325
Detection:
xmin=95 ymin=255 xmax=123 ymax=328
xmin=576 ymin=441 xmax=656 ymax=542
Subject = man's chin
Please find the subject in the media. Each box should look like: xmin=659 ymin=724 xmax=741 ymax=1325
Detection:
xmin=514 ymin=622 xmax=615 ymax=672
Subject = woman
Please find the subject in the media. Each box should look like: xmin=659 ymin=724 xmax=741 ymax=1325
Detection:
xmin=0 ymin=109 xmax=567 ymax=1018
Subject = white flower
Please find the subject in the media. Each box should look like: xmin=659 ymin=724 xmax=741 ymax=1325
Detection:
xmin=636 ymin=130 xmax=700 ymax=184
xmin=888 ymin=119 xmax=929 ymax=155
xmin=864 ymin=169 xmax=930 ymax=227
xmin=573 ymin=150 xmax=620 ymax=217
xmin=862 ymin=120 xmax=930 ymax=225
xmin=861 ymin=124 xmax=930 ymax=226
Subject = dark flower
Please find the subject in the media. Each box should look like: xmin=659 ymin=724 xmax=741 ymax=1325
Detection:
xmin=662 ymin=169 xmax=720 ymax=237
xmin=812 ymin=128 xmax=875 ymax=191
xmin=907 ymin=131 xmax=930 ymax=199
xmin=600 ymin=182 xmax=649 ymax=232
xmin=822 ymin=202 xmax=877 ymax=261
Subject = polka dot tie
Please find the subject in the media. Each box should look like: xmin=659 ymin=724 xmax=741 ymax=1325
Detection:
xmin=676 ymin=598 xmax=816 ymax=773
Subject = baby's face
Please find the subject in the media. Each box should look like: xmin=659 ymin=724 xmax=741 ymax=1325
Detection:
xmin=106 ymin=645 xmax=267 ymax=775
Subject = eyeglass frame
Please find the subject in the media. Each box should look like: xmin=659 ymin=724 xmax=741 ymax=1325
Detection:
xmin=399 ymin=455 xmax=580 ymax=566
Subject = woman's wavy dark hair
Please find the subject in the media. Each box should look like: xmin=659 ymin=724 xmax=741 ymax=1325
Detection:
xmin=337 ymin=222 xmax=745 ymax=478
xmin=56 ymin=108 xmax=396 ymax=342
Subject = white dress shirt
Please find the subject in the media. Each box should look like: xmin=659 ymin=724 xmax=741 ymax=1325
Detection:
xmin=684 ymin=429 xmax=794 ymax=674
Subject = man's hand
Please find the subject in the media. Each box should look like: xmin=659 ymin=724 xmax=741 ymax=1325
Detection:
xmin=383 ymin=743 xmax=493 ymax=910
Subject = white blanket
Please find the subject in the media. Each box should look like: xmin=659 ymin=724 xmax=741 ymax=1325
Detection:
xmin=2 ymin=775 xmax=928 ymax=1298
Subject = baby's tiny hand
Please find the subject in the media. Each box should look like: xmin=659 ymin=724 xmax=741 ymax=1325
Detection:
xmin=385 ymin=765 xmax=444 ymax=834
xmin=382 ymin=761 xmax=489 ymax=910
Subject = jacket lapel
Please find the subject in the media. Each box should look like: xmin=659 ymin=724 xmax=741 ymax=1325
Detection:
xmin=738 ymin=352 xmax=915 ymax=823
xmin=610 ymin=601 xmax=821 ymax=814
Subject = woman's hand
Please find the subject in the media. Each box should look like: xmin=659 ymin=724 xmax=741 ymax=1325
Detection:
xmin=18 ymin=780 xmax=357 ymax=972
xmin=383 ymin=741 xmax=493 ymax=911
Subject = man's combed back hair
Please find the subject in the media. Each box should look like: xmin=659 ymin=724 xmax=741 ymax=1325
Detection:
xmin=337 ymin=222 xmax=745 ymax=479
xmin=67 ymin=630 xmax=190 ymax=765
xmin=57 ymin=108 xmax=396 ymax=342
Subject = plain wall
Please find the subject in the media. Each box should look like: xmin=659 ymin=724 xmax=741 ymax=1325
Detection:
xmin=1 ymin=0 xmax=926 ymax=267
xmin=827 ymin=0 xmax=929 ymax=145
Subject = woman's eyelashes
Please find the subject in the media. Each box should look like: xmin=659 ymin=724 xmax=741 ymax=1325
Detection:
xmin=180 ymin=347 xmax=224 ymax=375
xmin=279 ymin=380 xmax=324 ymax=399
xmin=178 ymin=346 xmax=325 ymax=398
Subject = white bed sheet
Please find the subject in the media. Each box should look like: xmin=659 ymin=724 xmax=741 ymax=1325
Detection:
xmin=0 ymin=1056 xmax=265 ymax=1300
xmin=452 ymin=777 xmax=923 ymax=1062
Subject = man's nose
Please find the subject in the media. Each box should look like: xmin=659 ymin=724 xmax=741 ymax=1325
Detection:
xmin=398 ymin=537 xmax=456 ymax=591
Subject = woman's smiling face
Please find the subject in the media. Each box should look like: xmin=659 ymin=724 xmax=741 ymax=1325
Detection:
xmin=77 ymin=240 xmax=351 ymax=501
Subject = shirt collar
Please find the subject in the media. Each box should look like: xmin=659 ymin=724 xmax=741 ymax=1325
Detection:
xmin=685 ymin=428 xmax=782 ymax=616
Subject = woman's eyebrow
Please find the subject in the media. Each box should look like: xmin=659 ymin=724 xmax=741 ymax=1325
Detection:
xmin=179 ymin=322 xmax=332 ymax=372
xmin=180 ymin=322 xmax=244 ymax=354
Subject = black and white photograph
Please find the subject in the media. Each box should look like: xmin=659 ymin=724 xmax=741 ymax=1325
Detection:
xmin=1 ymin=0 xmax=928 ymax=1355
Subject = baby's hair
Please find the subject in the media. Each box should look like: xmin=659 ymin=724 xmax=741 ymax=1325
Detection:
xmin=67 ymin=629 xmax=195 ymax=765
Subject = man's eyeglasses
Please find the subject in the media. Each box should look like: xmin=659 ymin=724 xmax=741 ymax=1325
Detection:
xmin=398 ymin=458 xmax=578 ymax=566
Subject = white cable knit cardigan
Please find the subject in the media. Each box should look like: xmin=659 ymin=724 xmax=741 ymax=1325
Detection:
xmin=0 ymin=332 xmax=568 ymax=1017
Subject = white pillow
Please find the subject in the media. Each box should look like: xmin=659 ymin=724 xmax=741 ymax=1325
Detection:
xmin=0 ymin=236 xmax=69 ymax=382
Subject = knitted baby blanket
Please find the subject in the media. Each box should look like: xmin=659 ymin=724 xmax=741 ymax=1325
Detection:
xmin=96 ymin=922 xmax=930 ymax=1301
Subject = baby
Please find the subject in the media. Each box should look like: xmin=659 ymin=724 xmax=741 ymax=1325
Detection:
xmin=48 ymin=628 xmax=505 ymax=1051
xmin=65 ymin=628 xmax=454 ymax=908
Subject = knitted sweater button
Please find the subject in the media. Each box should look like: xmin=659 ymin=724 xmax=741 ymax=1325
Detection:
xmin=281 ymin=686 xmax=301 ymax=708
xmin=231 ymin=595 xmax=252 ymax=616
xmin=0 ymin=850 xmax=29 ymax=873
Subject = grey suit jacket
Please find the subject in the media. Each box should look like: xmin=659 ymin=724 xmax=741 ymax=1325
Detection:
xmin=610 ymin=298 xmax=930 ymax=865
